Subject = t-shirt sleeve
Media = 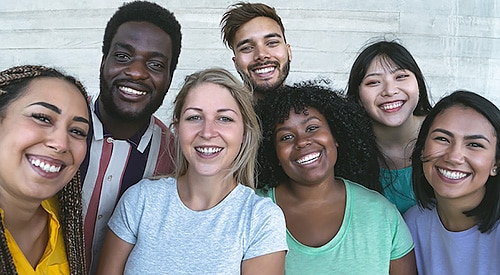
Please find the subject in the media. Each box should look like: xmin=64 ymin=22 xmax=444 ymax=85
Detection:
xmin=390 ymin=208 xmax=415 ymax=260
xmin=107 ymin=180 xmax=146 ymax=245
xmin=243 ymin=198 xmax=288 ymax=260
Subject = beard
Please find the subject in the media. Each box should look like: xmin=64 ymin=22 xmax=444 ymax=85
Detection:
xmin=238 ymin=59 xmax=291 ymax=96
xmin=99 ymin=71 xmax=163 ymax=123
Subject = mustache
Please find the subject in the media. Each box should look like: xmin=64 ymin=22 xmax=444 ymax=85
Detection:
xmin=248 ymin=61 xmax=280 ymax=71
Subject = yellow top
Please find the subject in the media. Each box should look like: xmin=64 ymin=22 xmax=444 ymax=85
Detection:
xmin=1 ymin=196 xmax=70 ymax=274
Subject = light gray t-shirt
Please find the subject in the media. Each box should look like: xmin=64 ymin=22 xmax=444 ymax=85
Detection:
xmin=108 ymin=177 xmax=288 ymax=275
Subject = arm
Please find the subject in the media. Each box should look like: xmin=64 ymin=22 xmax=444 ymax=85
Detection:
xmin=96 ymin=228 xmax=134 ymax=275
xmin=241 ymin=251 xmax=286 ymax=275
xmin=389 ymin=249 xmax=417 ymax=275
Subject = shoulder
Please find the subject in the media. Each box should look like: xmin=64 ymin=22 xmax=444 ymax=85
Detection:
xmin=345 ymin=178 xmax=394 ymax=207
xmin=123 ymin=177 xmax=176 ymax=199
xmin=403 ymin=205 xmax=435 ymax=227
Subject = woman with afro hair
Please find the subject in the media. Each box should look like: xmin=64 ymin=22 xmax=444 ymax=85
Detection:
xmin=256 ymin=81 xmax=416 ymax=274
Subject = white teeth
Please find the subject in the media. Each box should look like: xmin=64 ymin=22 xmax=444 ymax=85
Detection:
xmin=296 ymin=152 xmax=320 ymax=165
xmin=31 ymin=159 xmax=61 ymax=173
xmin=196 ymin=147 xmax=222 ymax=155
xmin=380 ymin=101 xmax=403 ymax=110
xmin=438 ymin=168 xmax=468 ymax=180
xmin=120 ymin=86 xmax=146 ymax=96
xmin=254 ymin=67 xmax=274 ymax=74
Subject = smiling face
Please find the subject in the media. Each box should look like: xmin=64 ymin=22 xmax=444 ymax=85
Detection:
xmin=358 ymin=55 xmax=420 ymax=128
xmin=422 ymin=105 xmax=497 ymax=206
xmin=176 ymin=82 xmax=245 ymax=178
xmin=232 ymin=16 xmax=292 ymax=97
xmin=0 ymin=78 xmax=89 ymax=203
xmin=99 ymin=21 xmax=173 ymax=122
xmin=274 ymin=107 xmax=338 ymax=185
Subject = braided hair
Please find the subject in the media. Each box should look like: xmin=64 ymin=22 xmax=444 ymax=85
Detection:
xmin=0 ymin=65 xmax=87 ymax=274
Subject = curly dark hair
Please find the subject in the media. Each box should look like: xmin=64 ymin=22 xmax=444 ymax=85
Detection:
xmin=256 ymin=81 xmax=382 ymax=192
xmin=102 ymin=1 xmax=182 ymax=77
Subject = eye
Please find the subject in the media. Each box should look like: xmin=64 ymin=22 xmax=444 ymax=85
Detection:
xmin=396 ymin=73 xmax=410 ymax=80
xmin=147 ymin=61 xmax=166 ymax=72
xmin=114 ymin=52 xmax=131 ymax=63
xmin=433 ymin=136 xmax=449 ymax=143
xmin=32 ymin=113 xmax=51 ymax=124
xmin=239 ymin=45 xmax=253 ymax=53
xmin=218 ymin=116 xmax=234 ymax=123
xmin=70 ymin=128 xmax=88 ymax=139
xmin=267 ymin=40 xmax=280 ymax=47
xmin=306 ymin=125 xmax=319 ymax=133
xmin=186 ymin=115 xmax=201 ymax=121
xmin=363 ymin=79 xmax=379 ymax=86
xmin=278 ymin=133 xmax=294 ymax=142
xmin=467 ymin=142 xmax=485 ymax=149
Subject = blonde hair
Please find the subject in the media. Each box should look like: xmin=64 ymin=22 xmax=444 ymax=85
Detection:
xmin=171 ymin=68 xmax=260 ymax=188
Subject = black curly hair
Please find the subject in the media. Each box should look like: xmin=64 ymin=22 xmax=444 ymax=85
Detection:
xmin=102 ymin=1 xmax=182 ymax=77
xmin=256 ymin=81 xmax=382 ymax=192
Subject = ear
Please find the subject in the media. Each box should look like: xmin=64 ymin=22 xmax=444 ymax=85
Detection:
xmin=287 ymin=44 xmax=292 ymax=62
xmin=491 ymin=164 xmax=498 ymax=176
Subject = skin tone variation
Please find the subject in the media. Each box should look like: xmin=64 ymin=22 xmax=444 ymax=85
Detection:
xmin=232 ymin=16 xmax=292 ymax=98
xmin=0 ymin=77 xmax=89 ymax=268
xmin=422 ymin=106 xmax=497 ymax=231
xmin=98 ymin=21 xmax=173 ymax=139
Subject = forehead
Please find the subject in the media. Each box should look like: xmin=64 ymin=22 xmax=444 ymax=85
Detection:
xmin=279 ymin=107 xmax=326 ymax=125
xmin=234 ymin=16 xmax=283 ymax=43
xmin=183 ymin=82 xmax=240 ymax=111
xmin=432 ymin=106 xmax=496 ymax=138
xmin=366 ymin=55 xmax=401 ymax=73
xmin=112 ymin=21 xmax=173 ymax=57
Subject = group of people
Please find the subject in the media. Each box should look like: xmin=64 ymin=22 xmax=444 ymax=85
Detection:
xmin=0 ymin=1 xmax=498 ymax=274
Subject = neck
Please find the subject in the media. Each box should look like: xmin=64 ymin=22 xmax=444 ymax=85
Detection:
xmin=435 ymin=190 xmax=484 ymax=232
xmin=279 ymin=175 xmax=343 ymax=203
xmin=177 ymin=170 xmax=237 ymax=211
xmin=373 ymin=115 xmax=424 ymax=169
xmin=97 ymin=97 xmax=149 ymax=139
xmin=0 ymin=191 xmax=45 ymax=230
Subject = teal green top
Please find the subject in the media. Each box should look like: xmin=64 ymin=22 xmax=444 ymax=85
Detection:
xmin=380 ymin=166 xmax=416 ymax=214
xmin=258 ymin=178 xmax=414 ymax=275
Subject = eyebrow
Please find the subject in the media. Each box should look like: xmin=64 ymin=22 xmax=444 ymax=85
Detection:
xmin=275 ymin=115 xmax=321 ymax=133
xmin=29 ymin=101 xmax=90 ymax=124
xmin=183 ymin=107 xmax=238 ymax=114
xmin=432 ymin=128 xmax=491 ymax=143
xmin=363 ymin=67 xmax=406 ymax=80
xmin=115 ymin=42 xmax=168 ymax=59
xmin=235 ymin=32 xmax=283 ymax=49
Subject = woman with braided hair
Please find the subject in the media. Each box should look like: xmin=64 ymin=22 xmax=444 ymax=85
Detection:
xmin=0 ymin=65 xmax=89 ymax=274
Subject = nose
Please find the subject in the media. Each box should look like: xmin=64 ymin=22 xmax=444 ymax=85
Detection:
xmin=443 ymin=143 xmax=465 ymax=165
xmin=381 ymin=79 xmax=399 ymax=97
xmin=254 ymin=45 xmax=270 ymax=61
xmin=46 ymin=127 xmax=70 ymax=154
xmin=199 ymin=120 xmax=218 ymax=139
xmin=124 ymin=59 xmax=148 ymax=80
xmin=295 ymin=135 xmax=311 ymax=149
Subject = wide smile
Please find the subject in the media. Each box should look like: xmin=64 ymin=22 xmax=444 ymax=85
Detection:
xmin=437 ymin=167 xmax=470 ymax=180
xmin=119 ymin=85 xmax=147 ymax=97
xmin=28 ymin=156 xmax=65 ymax=174
xmin=195 ymin=146 xmax=223 ymax=156
xmin=379 ymin=100 xmax=404 ymax=112
xmin=296 ymin=152 xmax=321 ymax=165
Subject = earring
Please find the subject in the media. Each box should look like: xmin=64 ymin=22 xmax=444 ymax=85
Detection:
xmin=492 ymin=167 xmax=498 ymax=176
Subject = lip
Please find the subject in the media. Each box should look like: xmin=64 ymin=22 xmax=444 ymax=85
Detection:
xmin=378 ymin=100 xmax=405 ymax=113
xmin=27 ymin=154 xmax=67 ymax=179
xmin=250 ymin=62 xmax=279 ymax=79
xmin=436 ymin=166 xmax=471 ymax=183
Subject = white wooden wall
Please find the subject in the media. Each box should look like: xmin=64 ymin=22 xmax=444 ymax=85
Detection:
xmin=1 ymin=0 xmax=499 ymax=123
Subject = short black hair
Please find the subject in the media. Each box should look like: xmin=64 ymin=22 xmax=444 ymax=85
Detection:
xmin=256 ymin=81 xmax=382 ymax=192
xmin=102 ymin=1 xmax=182 ymax=77
xmin=411 ymin=90 xmax=500 ymax=233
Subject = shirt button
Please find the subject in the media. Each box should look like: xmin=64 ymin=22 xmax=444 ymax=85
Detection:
xmin=98 ymin=215 xmax=103 ymax=220
xmin=106 ymin=137 xmax=113 ymax=143
xmin=107 ymin=175 xmax=112 ymax=181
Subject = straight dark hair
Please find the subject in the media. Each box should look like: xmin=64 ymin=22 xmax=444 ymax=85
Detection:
xmin=411 ymin=90 xmax=500 ymax=233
